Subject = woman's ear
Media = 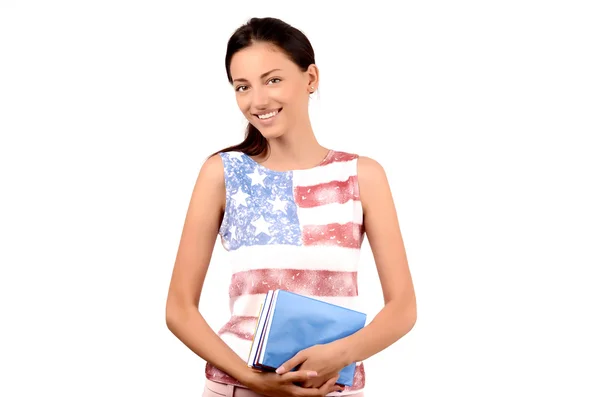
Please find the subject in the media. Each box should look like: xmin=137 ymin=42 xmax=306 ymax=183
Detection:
xmin=306 ymin=64 xmax=319 ymax=92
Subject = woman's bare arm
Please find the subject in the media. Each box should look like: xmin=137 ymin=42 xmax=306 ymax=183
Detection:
xmin=165 ymin=154 xmax=251 ymax=384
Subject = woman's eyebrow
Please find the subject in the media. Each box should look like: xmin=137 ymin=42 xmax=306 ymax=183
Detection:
xmin=233 ymin=68 xmax=282 ymax=83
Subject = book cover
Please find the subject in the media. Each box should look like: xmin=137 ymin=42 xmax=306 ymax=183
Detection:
xmin=249 ymin=289 xmax=366 ymax=386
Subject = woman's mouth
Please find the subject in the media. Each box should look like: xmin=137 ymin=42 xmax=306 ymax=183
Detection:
xmin=254 ymin=108 xmax=283 ymax=125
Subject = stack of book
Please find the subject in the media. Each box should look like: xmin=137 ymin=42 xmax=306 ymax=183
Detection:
xmin=247 ymin=289 xmax=367 ymax=386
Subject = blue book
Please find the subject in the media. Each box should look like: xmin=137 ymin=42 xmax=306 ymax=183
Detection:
xmin=247 ymin=289 xmax=367 ymax=387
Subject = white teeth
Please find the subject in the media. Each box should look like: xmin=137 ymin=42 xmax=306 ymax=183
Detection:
xmin=257 ymin=109 xmax=280 ymax=119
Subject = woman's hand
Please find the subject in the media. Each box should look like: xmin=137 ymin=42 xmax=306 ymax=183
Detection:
xmin=275 ymin=343 xmax=350 ymax=389
xmin=244 ymin=368 xmax=343 ymax=397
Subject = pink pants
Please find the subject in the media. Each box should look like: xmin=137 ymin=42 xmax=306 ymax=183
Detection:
xmin=202 ymin=379 xmax=365 ymax=397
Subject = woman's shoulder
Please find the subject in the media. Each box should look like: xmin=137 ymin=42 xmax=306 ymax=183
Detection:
xmin=355 ymin=153 xmax=389 ymax=193
xmin=356 ymin=154 xmax=384 ymax=173
xmin=329 ymin=149 xmax=385 ymax=175
xmin=198 ymin=152 xmax=226 ymax=187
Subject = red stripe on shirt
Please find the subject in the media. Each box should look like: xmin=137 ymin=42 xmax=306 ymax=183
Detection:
xmin=346 ymin=361 xmax=366 ymax=391
xmin=206 ymin=363 xmax=242 ymax=386
xmin=218 ymin=315 xmax=258 ymax=341
xmin=294 ymin=175 xmax=359 ymax=208
xmin=229 ymin=269 xmax=358 ymax=299
xmin=320 ymin=151 xmax=358 ymax=166
xmin=302 ymin=222 xmax=363 ymax=249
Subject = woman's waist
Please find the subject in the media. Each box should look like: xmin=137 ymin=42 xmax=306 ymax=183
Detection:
xmin=206 ymin=362 xmax=367 ymax=395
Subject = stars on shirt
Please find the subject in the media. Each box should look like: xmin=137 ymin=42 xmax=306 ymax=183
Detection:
xmin=268 ymin=196 xmax=288 ymax=213
xmin=220 ymin=151 xmax=303 ymax=250
xmin=231 ymin=188 xmax=250 ymax=207
xmin=227 ymin=151 xmax=245 ymax=161
xmin=219 ymin=149 xmax=365 ymax=251
xmin=248 ymin=168 xmax=267 ymax=187
xmin=251 ymin=215 xmax=272 ymax=236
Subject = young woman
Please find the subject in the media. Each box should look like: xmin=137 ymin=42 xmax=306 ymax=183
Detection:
xmin=166 ymin=17 xmax=417 ymax=397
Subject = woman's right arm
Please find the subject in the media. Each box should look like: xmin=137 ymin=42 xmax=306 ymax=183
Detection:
xmin=165 ymin=154 xmax=252 ymax=383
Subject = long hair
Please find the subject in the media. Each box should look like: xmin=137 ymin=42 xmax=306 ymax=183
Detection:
xmin=210 ymin=17 xmax=316 ymax=159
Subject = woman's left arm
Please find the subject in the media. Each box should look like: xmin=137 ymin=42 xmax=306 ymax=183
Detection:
xmin=277 ymin=156 xmax=417 ymax=381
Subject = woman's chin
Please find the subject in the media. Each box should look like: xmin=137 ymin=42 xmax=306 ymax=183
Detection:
xmin=262 ymin=130 xmax=286 ymax=139
xmin=253 ymin=125 xmax=285 ymax=139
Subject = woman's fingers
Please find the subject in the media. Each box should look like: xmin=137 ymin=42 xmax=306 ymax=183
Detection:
xmin=319 ymin=375 xmax=342 ymax=395
xmin=279 ymin=369 xmax=319 ymax=384
xmin=277 ymin=371 xmax=343 ymax=397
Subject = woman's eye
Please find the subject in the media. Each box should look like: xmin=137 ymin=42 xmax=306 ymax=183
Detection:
xmin=236 ymin=78 xmax=280 ymax=92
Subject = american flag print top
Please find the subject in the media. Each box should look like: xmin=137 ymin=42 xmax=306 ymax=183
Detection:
xmin=205 ymin=149 xmax=367 ymax=395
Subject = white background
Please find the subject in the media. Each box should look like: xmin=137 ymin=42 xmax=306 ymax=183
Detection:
xmin=1 ymin=1 xmax=599 ymax=396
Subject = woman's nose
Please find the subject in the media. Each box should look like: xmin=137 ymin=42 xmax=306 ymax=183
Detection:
xmin=252 ymin=87 xmax=269 ymax=107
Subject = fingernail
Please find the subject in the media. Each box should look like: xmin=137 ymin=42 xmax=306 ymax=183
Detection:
xmin=307 ymin=371 xmax=318 ymax=378
xmin=275 ymin=366 xmax=284 ymax=374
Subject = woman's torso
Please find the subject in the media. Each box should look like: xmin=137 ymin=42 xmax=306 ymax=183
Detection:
xmin=205 ymin=149 xmax=367 ymax=395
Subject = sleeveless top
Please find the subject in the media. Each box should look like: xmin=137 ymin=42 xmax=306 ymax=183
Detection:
xmin=205 ymin=149 xmax=366 ymax=395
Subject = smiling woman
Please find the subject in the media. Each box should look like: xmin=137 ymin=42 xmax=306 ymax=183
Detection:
xmin=226 ymin=39 xmax=320 ymax=152
xmin=165 ymin=16 xmax=416 ymax=397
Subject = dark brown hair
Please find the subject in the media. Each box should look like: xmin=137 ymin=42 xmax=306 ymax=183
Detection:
xmin=210 ymin=17 xmax=316 ymax=159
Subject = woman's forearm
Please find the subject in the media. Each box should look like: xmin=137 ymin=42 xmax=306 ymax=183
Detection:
xmin=335 ymin=298 xmax=417 ymax=365
xmin=166 ymin=306 xmax=252 ymax=385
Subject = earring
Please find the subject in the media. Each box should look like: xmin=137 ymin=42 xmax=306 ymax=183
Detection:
xmin=310 ymin=86 xmax=315 ymax=93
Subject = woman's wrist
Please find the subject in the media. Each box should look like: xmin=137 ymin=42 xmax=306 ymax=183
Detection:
xmin=332 ymin=337 xmax=357 ymax=367
xmin=236 ymin=366 xmax=259 ymax=389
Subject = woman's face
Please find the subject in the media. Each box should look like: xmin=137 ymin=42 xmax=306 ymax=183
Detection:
xmin=229 ymin=42 xmax=316 ymax=139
